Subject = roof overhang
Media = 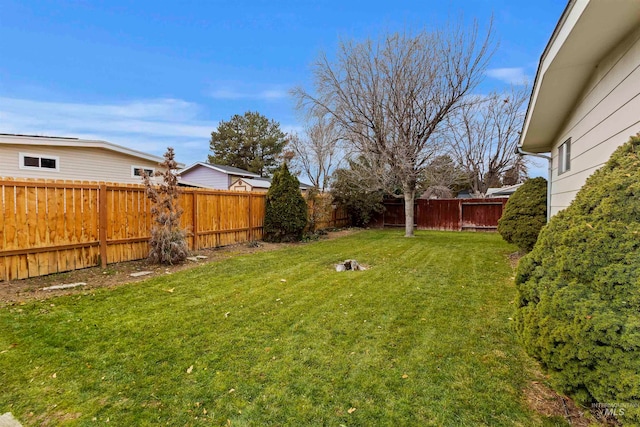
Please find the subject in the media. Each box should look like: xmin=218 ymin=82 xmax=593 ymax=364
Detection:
xmin=519 ymin=0 xmax=640 ymax=153
xmin=178 ymin=162 xmax=261 ymax=178
xmin=240 ymin=178 xmax=271 ymax=189
xmin=0 ymin=133 xmax=184 ymax=168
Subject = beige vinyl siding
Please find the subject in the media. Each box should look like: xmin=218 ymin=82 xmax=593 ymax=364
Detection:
xmin=0 ymin=144 xmax=160 ymax=184
xmin=549 ymin=25 xmax=640 ymax=216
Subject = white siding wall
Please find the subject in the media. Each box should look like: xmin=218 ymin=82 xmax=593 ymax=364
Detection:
xmin=0 ymin=144 xmax=160 ymax=184
xmin=179 ymin=166 xmax=229 ymax=189
xmin=549 ymin=26 xmax=640 ymax=216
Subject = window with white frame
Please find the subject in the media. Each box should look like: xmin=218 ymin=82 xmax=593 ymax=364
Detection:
xmin=558 ymin=138 xmax=571 ymax=175
xmin=19 ymin=153 xmax=59 ymax=171
xmin=132 ymin=166 xmax=155 ymax=177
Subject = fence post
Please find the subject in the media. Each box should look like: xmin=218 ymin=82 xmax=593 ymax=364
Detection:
xmin=99 ymin=184 xmax=108 ymax=268
xmin=192 ymin=191 xmax=198 ymax=251
xmin=248 ymin=192 xmax=253 ymax=242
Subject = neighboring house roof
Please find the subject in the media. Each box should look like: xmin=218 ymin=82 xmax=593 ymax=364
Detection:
xmin=486 ymin=183 xmax=523 ymax=197
xmin=519 ymin=0 xmax=640 ymax=153
xmin=240 ymin=178 xmax=271 ymax=189
xmin=0 ymin=133 xmax=184 ymax=167
xmin=177 ymin=162 xmax=261 ymax=178
xmin=237 ymin=177 xmax=313 ymax=190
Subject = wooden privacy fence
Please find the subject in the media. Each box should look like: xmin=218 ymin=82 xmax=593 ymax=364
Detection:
xmin=372 ymin=198 xmax=509 ymax=231
xmin=0 ymin=178 xmax=267 ymax=281
xmin=306 ymin=193 xmax=350 ymax=231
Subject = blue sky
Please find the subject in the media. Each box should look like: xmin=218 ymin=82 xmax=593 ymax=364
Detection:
xmin=0 ymin=0 xmax=565 ymax=172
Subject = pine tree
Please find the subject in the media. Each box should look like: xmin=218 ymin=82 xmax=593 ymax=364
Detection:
xmin=208 ymin=111 xmax=288 ymax=176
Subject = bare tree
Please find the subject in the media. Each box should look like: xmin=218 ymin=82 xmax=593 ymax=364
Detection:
xmin=294 ymin=22 xmax=494 ymax=236
xmin=445 ymin=85 xmax=529 ymax=196
xmin=289 ymin=114 xmax=343 ymax=192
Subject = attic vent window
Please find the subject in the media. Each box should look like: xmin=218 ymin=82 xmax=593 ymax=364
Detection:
xmin=19 ymin=153 xmax=59 ymax=171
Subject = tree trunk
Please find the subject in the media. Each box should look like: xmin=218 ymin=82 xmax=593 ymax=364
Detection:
xmin=403 ymin=189 xmax=415 ymax=237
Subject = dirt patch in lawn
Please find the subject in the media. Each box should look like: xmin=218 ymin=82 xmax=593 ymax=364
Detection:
xmin=507 ymin=251 xmax=524 ymax=270
xmin=0 ymin=228 xmax=359 ymax=306
xmin=524 ymin=372 xmax=620 ymax=426
xmin=525 ymin=379 xmax=591 ymax=426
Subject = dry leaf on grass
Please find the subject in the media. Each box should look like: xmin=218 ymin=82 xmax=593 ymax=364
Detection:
xmin=347 ymin=407 xmax=356 ymax=414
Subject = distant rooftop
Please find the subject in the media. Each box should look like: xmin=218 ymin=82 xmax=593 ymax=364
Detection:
xmin=0 ymin=133 xmax=79 ymax=140
xmin=0 ymin=133 xmax=185 ymax=168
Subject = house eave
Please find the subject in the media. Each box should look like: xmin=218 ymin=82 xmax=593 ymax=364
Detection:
xmin=519 ymin=0 xmax=640 ymax=153
xmin=0 ymin=133 xmax=184 ymax=168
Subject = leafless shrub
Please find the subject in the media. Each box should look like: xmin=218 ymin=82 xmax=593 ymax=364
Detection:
xmin=141 ymin=147 xmax=188 ymax=265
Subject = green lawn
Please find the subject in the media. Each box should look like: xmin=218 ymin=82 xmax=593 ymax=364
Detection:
xmin=0 ymin=230 xmax=566 ymax=426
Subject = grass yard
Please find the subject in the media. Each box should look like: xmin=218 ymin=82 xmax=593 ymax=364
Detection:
xmin=0 ymin=230 xmax=567 ymax=426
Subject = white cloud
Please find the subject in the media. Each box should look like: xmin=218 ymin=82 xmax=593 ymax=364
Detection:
xmin=486 ymin=67 xmax=530 ymax=85
xmin=208 ymin=84 xmax=289 ymax=100
xmin=0 ymin=96 xmax=303 ymax=167
xmin=0 ymin=96 xmax=216 ymax=164
xmin=209 ymin=89 xmax=246 ymax=100
xmin=259 ymin=89 xmax=289 ymax=100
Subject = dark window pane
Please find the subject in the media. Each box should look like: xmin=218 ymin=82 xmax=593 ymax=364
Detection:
xmin=134 ymin=168 xmax=154 ymax=176
xmin=41 ymin=158 xmax=57 ymax=169
xmin=24 ymin=156 xmax=39 ymax=167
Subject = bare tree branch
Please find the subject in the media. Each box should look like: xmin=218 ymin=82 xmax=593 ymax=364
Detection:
xmin=445 ymin=85 xmax=529 ymax=196
xmin=289 ymin=114 xmax=344 ymax=192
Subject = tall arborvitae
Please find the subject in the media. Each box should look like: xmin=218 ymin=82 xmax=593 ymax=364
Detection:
xmin=263 ymin=163 xmax=308 ymax=242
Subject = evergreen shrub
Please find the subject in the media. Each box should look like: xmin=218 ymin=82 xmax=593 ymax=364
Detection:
xmin=497 ymin=177 xmax=547 ymax=252
xmin=264 ymin=163 xmax=308 ymax=242
xmin=515 ymin=134 xmax=640 ymax=423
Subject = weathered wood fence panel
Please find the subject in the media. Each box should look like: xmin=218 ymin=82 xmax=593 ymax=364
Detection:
xmin=460 ymin=201 xmax=506 ymax=231
xmin=417 ymin=199 xmax=462 ymax=230
xmin=0 ymin=180 xmax=103 ymax=280
xmin=307 ymin=193 xmax=350 ymax=230
xmin=0 ymin=179 xmax=267 ymax=281
xmin=0 ymin=179 xmax=349 ymax=281
xmin=373 ymin=198 xmax=508 ymax=231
